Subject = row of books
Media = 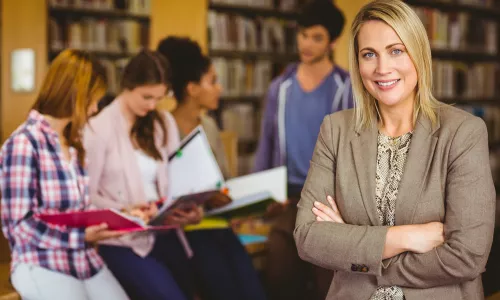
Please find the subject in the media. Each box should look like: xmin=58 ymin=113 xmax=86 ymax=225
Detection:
xmin=412 ymin=7 xmax=498 ymax=54
xmin=208 ymin=11 xmax=298 ymax=53
xmin=101 ymin=59 xmax=128 ymax=94
xmin=210 ymin=0 xmax=306 ymax=11
xmin=221 ymin=103 xmax=259 ymax=143
xmin=432 ymin=60 xmax=499 ymax=99
xmin=455 ymin=0 xmax=500 ymax=7
xmin=49 ymin=18 xmax=148 ymax=54
xmin=49 ymin=0 xmax=151 ymax=15
xmin=212 ymin=58 xmax=273 ymax=97
xmin=432 ymin=0 xmax=500 ymax=7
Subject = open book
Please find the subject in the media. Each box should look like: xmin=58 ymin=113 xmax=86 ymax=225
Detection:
xmin=206 ymin=166 xmax=287 ymax=218
xmin=167 ymin=126 xmax=287 ymax=219
xmin=37 ymin=209 xmax=178 ymax=233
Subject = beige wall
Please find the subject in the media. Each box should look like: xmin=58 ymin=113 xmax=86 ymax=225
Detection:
xmin=150 ymin=0 xmax=208 ymax=111
xmin=335 ymin=0 xmax=370 ymax=70
xmin=1 ymin=0 xmax=48 ymax=143
xmin=1 ymin=0 xmax=48 ymax=262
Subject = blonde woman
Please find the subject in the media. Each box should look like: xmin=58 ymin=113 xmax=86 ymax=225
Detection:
xmin=294 ymin=0 xmax=495 ymax=299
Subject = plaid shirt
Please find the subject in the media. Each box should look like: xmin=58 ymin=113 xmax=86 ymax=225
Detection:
xmin=0 ymin=110 xmax=104 ymax=279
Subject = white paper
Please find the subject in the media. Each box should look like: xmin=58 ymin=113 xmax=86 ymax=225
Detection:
xmin=168 ymin=126 xmax=225 ymax=200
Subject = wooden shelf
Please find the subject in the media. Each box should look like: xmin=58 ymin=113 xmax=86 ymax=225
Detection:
xmin=431 ymin=49 xmax=499 ymax=63
xmin=406 ymin=0 xmax=500 ymax=19
xmin=210 ymin=49 xmax=298 ymax=63
xmin=441 ymin=97 xmax=500 ymax=106
xmin=48 ymin=7 xmax=150 ymax=22
xmin=208 ymin=3 xmax=299 ymax=19
xmin=49 ymin=49 xmax=135 ymax=61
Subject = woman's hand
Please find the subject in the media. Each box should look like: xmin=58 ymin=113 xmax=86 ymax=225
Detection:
xmin=165 ymin=204 xmax=204 ymax=226
xmin=205 ymin=192 xmax=232 ymax=210
xmin=85 ymin=223 xmax=125 ymax=243
xmin=406 ymin=222 xmax=445 ymax=253
xmin=312 ymin=196 xmax=345 ymax=223
xmin=383 ymin=222 xmax=445 ymax=259
xmin=122 ymin=202 xmax=158 ymax=224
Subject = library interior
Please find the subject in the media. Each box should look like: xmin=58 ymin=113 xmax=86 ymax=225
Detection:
xmin=0 ymin=0 xmax=500 ymax=299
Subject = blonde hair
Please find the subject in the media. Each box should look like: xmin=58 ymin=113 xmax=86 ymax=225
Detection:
xmin=32 ymin=49 xmax=107 ymax=165
xmin=349 ymin=0 xmax=440 ymax=132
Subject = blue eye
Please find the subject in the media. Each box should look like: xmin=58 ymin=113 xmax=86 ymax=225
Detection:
xmin=363 ymin=52 xmax=375 ymax=58
xmin=392 ymin=49 xmax=403 ymax=55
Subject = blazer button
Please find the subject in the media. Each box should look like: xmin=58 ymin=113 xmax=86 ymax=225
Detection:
xmin=351 ymin=264 xmax=359 ymax=272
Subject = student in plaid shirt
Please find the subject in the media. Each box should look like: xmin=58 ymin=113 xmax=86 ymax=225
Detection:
xmin=0 ymin=50 xmax=129 ymax=300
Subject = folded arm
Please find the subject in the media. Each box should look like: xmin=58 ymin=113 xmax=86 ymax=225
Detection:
xmin=294 ymin=117 xmax=389 ymax=276
xmin=377 ymin=118 xmax=496 ymax=288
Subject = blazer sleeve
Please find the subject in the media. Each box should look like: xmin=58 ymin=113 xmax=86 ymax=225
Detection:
xmin=377 ymin=117 xmax=496 ymax=288
xmin=83 ymin=126 xmax=125 ymax=210
xmin=294 ymin=116 xmax=389 ymax=276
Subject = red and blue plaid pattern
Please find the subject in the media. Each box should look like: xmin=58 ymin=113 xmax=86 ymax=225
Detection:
xmin=0 ymin=110 xmax=104 ymax=279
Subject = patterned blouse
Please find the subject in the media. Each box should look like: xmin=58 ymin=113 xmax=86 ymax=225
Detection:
xmin=0 ymin=110 xmax=104 ymax=279
xmin=370 ymin=131 xmax=413 ymax=300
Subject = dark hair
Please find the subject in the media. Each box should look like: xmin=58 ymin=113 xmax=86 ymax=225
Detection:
xmin=156 ymin=36 xmax=211 ymax=102
xmin=298 ymin=0 xmax=345 ymax=41
xmin=33 ymin=49 xmax=107 ymax=166
xmin=121 ymin=50 xmax=170 ymax=160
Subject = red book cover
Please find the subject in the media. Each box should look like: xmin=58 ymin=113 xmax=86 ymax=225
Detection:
xmin=37 ymin=209 xmax=178 ymax=233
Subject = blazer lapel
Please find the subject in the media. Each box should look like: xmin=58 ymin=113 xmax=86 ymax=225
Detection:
xmin=351 ymin=118 xmax=381 ymax=226
xmin=395 ymin=113 xmax=439 ymax=225
xmin=110 ymin=100 xmax=147 ymax=204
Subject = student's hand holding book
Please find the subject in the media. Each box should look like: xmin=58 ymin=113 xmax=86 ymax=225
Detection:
xmin=85 ymin=223 xmax=125 ymax=243
xmin=164 ymin=203 xmax=204 ymax=226
xmin=121 ymin=202 xmax=159 ymax=224
xmin=204 ymin=191 xmax=232 ymax=210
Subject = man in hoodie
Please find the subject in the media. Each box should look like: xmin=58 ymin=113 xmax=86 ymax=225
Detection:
xmin=254 ymin=1 xmax=353 ymax=299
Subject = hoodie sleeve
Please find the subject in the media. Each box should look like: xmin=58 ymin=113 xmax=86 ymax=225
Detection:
xmin=253 ymin=79 xmax=279 ymax=172
xmin=342 ymin=77 xmax=355 ymax=110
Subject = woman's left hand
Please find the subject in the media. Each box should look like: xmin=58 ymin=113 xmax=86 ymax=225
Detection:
xmin=165 ymin=204 xmax=204 ymax=226
xmin=312 ymin=196 xmax=345 ymax=223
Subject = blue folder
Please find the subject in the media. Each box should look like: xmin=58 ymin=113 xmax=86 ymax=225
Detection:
xmin=238 ymin=234 xmax=268 ymax=245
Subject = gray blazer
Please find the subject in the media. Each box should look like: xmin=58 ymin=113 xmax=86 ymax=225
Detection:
xmin=294 ymin=105 xmax=495 ymax=300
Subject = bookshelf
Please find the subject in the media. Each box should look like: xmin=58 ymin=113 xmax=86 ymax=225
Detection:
xmin=47 ymin=0 xmax=152 ymax=98
xmin=207 ymin=0 xmax=303 ymax=174
xmin=406 ymin=0 xmax=500 ymax=182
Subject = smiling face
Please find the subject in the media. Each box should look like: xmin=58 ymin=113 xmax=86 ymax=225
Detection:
xmin=357 ymin=20 xmax=418 ymax=110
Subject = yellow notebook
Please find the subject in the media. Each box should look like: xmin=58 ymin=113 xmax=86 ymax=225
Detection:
xmin=184 ymin=217 xmax=230 ymax=231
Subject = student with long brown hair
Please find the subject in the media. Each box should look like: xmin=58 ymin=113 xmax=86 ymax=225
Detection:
xmin=0 ymin=49 xmax=129 ymax=300
xmin=84 ymin=50 xmax=200 ymax=300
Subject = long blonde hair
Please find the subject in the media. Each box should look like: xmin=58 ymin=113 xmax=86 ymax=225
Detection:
xmin=349 ymin=0 xmax=440 ymax=132
xmin=32 ymin=49 xmax=107 ymax=165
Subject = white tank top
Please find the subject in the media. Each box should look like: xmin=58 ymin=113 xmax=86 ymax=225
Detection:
xmin=134 ymin=149 xmax=160 ymax=202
